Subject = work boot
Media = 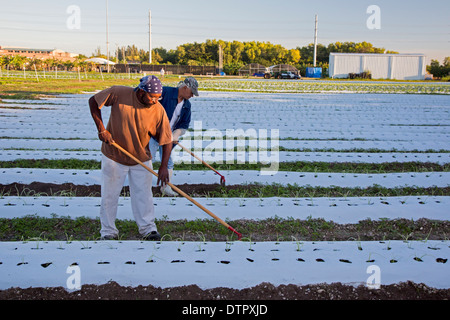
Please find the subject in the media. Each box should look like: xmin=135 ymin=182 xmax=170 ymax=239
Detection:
xmin=100 ymin=234 xmax=118 ymax=240
xmin=160 ymin=169 xmax=178 ymax=196
xmin=143 ymin=231 xmax=161 ymax=241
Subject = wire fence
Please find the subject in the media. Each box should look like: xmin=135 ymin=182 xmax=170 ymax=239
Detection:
xmin=0 ymin=69 xmax=162 ymax=81
xmin=0 ymin=62 xmax=218 ymax=81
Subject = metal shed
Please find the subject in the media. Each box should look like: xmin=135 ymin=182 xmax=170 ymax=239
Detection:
xmin=238 ymin=63 xmax=267 ymax=76
xmin=329 ymin=53 xmax=426 ymax=80
xmin=269 ymin=64 xmax=300 ymax=75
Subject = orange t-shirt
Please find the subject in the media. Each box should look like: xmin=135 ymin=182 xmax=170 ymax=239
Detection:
xmin=93 ymin=86 xmax=172 ymax=166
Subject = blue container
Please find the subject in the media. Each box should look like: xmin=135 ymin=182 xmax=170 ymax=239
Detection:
xmin=306 ymin=67 xmax=322 ymax=78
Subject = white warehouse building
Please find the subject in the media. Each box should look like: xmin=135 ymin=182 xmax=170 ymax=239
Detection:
xmin=329 ymin=53 xmax=426 ymax=80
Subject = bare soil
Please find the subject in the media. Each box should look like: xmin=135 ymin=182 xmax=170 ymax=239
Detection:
xmin=0 ymin=281 xmax=449 ymax=300
xmin=0 ymin=181 xmax=253 ymax=197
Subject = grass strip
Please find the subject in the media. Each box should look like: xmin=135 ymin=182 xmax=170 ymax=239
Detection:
xmin=278 ymin=147 xmax=450 ymax=154
xmin=0 ymin=159 xmax=448 ymax=173
xmin=200 ymin=184 xmax=450 ymax=198
xmin=0 ymin=77 xmax=166 ymax=100
xmin=0 ymin=215 xmax=447 ymax=242
xmin=0 ymin=159 xmax=100 ymax=170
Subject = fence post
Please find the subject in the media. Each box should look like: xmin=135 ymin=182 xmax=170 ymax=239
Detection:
xmin=34 ymin=64 xmax=39 ymax=82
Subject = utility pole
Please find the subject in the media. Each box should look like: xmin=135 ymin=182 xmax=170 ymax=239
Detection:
xmin=218 ymin=45 xmax=223 ymax=75
xmin=106 ymin=0 xmax=110 ymax=72
xmin=149 ymin=10 xmax=152 ymax=64
xmin=313 ymin=14 xmax=318 ymax=67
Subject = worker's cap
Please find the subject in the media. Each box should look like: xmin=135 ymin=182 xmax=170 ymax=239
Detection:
xmin=136 ymin=75 xmax=162 ymax=95
xmin=179 ymin=76 xmax=199 ymax=96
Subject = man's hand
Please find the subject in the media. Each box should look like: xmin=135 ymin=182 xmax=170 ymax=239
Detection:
xmin=98 ymin=129 xmax=114 ymax=144
xmin=172 ymin=129 xmax=185 ymax=142
xmin=158 ymin=143 xmax=172 ymax=186
xmin=157 ymin=165 xmax=169 ymax=186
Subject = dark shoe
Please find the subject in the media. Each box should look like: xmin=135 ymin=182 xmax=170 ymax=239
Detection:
xmin=101 ymin=234 xmax=118 ymax=240
xmin=143 ymin=231 xmax=161 ymax=241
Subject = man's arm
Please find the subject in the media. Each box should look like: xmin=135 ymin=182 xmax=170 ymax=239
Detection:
xmin=89 ymin=96 xmax=113 ymax=144
xmin=172 ymin=106 xmax=190 ymax=146
xmin=175 ymin=106 xmax=191 ymax=132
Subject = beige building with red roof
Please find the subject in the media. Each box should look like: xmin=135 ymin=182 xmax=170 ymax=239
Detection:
xmin=0 ymin=46 xmax=78 ymax=61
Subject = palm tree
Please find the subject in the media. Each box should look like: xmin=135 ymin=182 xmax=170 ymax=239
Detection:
xmin=9 ymin=55 xmax=27 ymax=70
xmin=0 ymin=56 xmax=8 ymax=70
xmin=43 ymin=58 xmax=56 ymax=71
xmin=29 ymin=57 xmax=44 ymax=71
xmin=63 ymin=60 xmax=74 ymax=71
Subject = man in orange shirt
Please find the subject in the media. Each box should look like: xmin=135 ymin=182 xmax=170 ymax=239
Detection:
xmin=89 ymin=75 xmax=172 ymax=241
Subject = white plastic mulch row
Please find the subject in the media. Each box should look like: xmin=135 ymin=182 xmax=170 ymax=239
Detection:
xmin=0 ymin=240 xmax=448 ymax=290
xmin=1 ymin=127 xmax=448 ymax=142
xmin=0 ymin=195 xmax=448 ymax=223
xmin=1 ymin=149 xmax=449 ymax=164
xmin=1 ymin=168 xmax=448 ymax=189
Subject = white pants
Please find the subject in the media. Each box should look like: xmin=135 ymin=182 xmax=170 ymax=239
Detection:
xmin=100 ymin=155 xmax=157 ymax=237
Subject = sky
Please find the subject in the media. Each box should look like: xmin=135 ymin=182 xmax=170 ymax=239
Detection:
xmin=0 ymin=0 xmax=449 ymax=65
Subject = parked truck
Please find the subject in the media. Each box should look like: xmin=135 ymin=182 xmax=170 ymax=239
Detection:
xmin=264 ymin=69 xmax=300 ymax=79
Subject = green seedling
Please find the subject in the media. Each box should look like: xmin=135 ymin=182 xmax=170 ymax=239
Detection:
xmin=241 ymin=236 xmax=255 ymax=251
xmin=413 ymin=254 xmax=426 ymax=262
xmin=79 ymin=240 xmax=91 ymax=249
xmin=291 ymin=236 xmax=304 ymax=252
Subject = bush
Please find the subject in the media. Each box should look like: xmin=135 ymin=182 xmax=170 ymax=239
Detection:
xmin=427 ymin=58 xmax=450 ymax=79
xmin=348 ymin=72 xmax=372 ymax=79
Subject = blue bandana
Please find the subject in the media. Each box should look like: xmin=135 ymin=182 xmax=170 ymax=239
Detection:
xmin=136 ymin=75 xmax=162 ymax=94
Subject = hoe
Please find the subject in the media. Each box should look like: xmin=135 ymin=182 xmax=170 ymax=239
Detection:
xmin=112 ymin=141 xmax=242 ymax=240
xmin=175 ymin=141 xmax=226 ymax=187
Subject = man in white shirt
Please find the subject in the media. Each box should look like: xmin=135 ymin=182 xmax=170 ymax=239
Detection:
xmin=149 ymin=76 xmax=199 ymax=196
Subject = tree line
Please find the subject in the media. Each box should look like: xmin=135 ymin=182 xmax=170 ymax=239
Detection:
xmin=115 ymin=40 xmax=398 ymax=75
xmin=1 ymin=39 xmax=448 ymax=78
xmin=101 ymin=40 xmax=450 ymax=78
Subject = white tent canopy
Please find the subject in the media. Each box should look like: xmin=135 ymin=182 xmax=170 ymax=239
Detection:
xmin=84 ymin=57 xmax=116 ymax=65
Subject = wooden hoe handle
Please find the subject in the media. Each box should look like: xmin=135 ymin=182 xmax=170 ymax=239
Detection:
xmin=111 ymin=142 xmax=242 ymax=240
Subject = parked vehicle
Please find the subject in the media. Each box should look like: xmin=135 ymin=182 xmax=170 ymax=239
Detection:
xmin=280 ymin=71 xmax=301 ymax=79
xmin=264 ymin=70 xmax=301 ymax=79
